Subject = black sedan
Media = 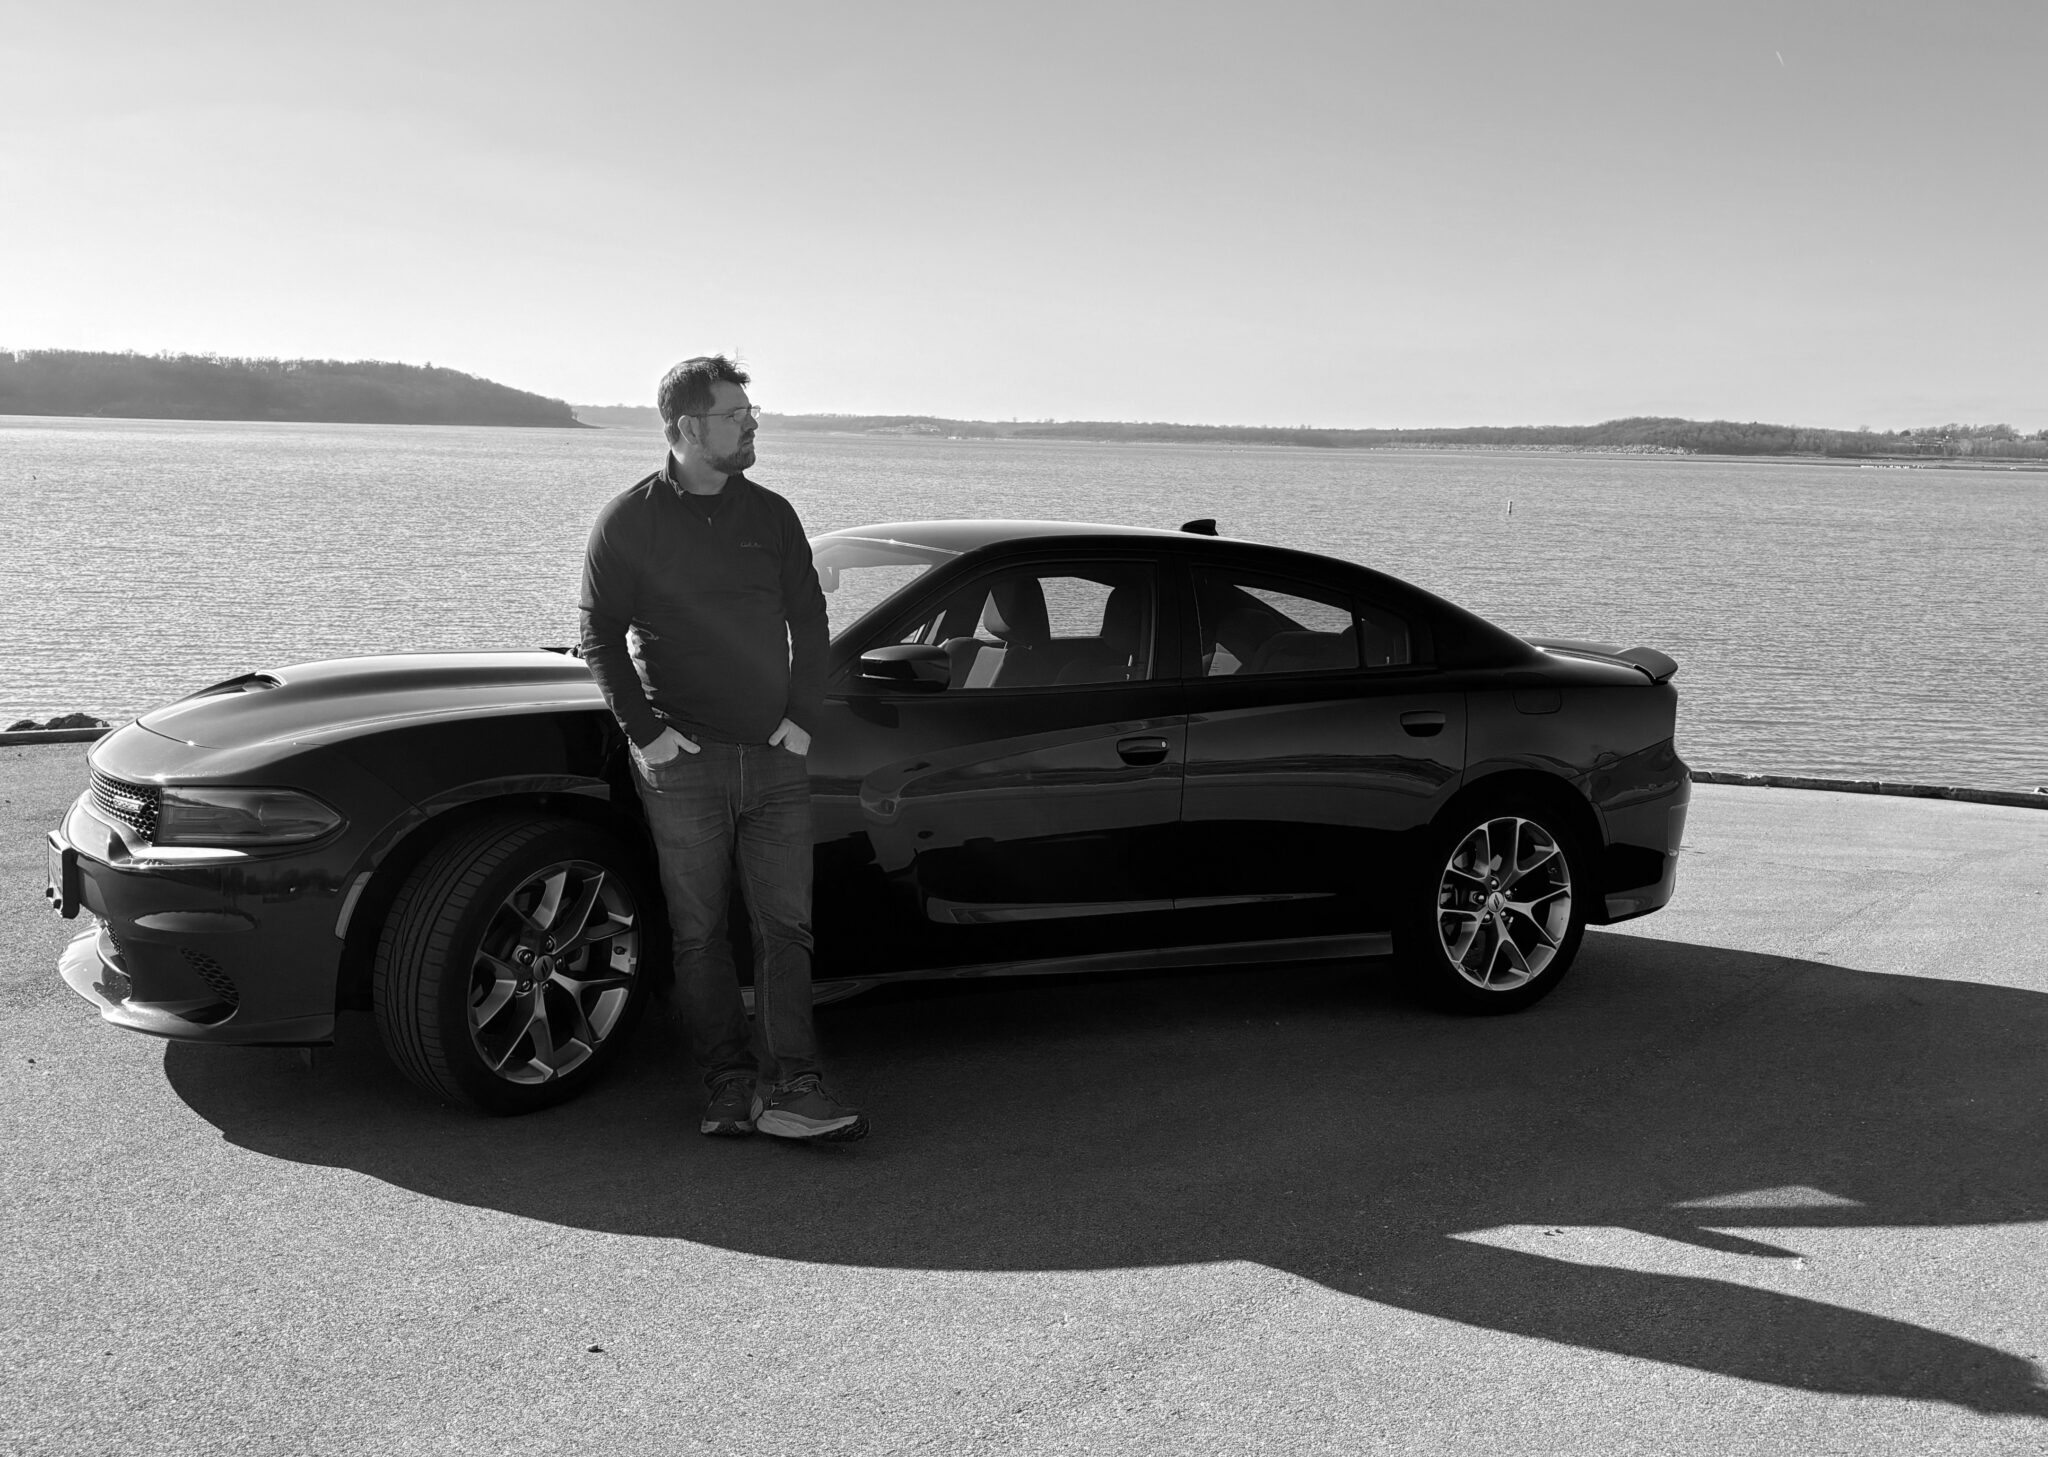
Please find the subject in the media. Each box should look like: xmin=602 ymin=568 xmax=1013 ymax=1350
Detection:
xmin=48 ymin=519 xmax=1689 ymax=1113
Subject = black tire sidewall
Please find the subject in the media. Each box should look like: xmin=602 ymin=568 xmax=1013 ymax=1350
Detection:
xmin=376 ymin=817 xmax=654 ymax=1114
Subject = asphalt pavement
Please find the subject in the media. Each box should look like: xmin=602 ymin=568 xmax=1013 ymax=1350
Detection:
xmin=3 ymin=741 xmax=2046 ymax=1456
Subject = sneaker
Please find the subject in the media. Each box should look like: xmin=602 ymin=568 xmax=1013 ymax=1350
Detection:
xmin=753 ymin=1075 xmax=869 ymax=1142
xmin=699 ymin=1076 xmax=757 ymax=1137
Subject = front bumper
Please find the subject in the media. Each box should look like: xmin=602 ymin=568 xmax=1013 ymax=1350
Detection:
xmin=57 ymin=923 xmax=336 ymax=1045
xmin=48 ymin=794 xmax=344 ymax=1046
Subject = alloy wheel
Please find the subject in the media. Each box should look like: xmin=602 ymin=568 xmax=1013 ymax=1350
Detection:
xmin=1432 ymin=816 xmax=1573 ymax=992
xmin=467 ymin=859 xmax=639 ymax=1084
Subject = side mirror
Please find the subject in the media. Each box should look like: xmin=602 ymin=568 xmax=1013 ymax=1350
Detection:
xmin=857 ymin=644 xmax=951 ymax=693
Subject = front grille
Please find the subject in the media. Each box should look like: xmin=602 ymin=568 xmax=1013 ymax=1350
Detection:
xmin=90 ymin=768 xmax=160 ymax=839
xmin=180 ymin=948 xmax=240 ymax=1006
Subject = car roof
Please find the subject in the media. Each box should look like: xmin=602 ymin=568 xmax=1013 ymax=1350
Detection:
xmin=812 ymin=519 xmax=1208 ymax=554
xmin=813 ymin=518 xmax=1378 ymax=590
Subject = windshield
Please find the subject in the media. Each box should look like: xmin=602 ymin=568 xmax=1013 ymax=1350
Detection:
xmin=809 ymin=535 xmax=956 ymax=640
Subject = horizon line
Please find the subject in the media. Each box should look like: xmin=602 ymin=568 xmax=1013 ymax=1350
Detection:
xmin=571 ymin=405 xmax=2047 ymax=437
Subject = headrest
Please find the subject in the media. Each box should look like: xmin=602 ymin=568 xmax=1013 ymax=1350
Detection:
xmin=1102 ymin=584 xmax=1147 ymax=652
xmin=1249 ymin=630 xmax=1354 ymax=675
xmin=981 ymin=576 xmax=1050 ymax=644
xmin=1213 ymin=608 xmax=1273 ymax=656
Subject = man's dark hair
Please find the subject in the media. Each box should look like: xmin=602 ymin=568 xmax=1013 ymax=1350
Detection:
xmin=658 ymin=355 xmax=751 ymax=440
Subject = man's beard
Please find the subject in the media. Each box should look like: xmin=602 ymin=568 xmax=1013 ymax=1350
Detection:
xmin=707 ymin=439 xmax=756 ymax=474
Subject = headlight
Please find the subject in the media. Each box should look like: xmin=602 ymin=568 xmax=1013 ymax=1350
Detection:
xmin=154 ymin=787 xmax=345 ymax=846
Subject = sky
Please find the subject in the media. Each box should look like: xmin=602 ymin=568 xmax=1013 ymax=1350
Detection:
xmin=3 ymin=0 xmax=2043 ymax=429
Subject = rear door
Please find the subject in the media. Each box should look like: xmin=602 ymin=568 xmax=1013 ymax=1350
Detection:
xmin=1176 ymin=564 xmax=1465 ymax=941
xmin=809 ymin=555 xmax=1188 ymax=975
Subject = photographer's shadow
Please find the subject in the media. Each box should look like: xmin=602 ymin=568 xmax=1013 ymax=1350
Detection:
xmin=165 ymin=930 xmax=2048 ymax=1414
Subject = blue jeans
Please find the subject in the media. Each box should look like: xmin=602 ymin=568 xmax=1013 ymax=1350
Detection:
xmin=633 ymin=740 xmax=820 ymax=1092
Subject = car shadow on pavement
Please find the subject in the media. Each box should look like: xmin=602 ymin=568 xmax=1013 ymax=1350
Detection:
xmin=163 ymin=929 xmax=2048 ymax=1416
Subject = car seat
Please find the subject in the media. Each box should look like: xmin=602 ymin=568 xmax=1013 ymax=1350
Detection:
xmin=1053 ymin=584 xmax=1148 ymax=684
xmin=983 ymin=576 xmax=1054 ymax=688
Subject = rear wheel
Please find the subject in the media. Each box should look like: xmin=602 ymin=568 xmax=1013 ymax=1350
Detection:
xmin=373 ymin=815 xmax=650 ymax=1114
xmin=1398 ymin=797 xmax=1588 ymax=1014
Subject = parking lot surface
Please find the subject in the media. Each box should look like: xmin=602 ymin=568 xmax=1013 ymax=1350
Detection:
xmin=4 ymin=742 xmax=2046 ymax=1456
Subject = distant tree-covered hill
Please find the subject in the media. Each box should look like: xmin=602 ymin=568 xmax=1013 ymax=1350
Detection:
xmin=1019 ymin=413 xmax=2048 ymax=459
xmin=1 ymin=350 xmax=584 ymax=427
xmin=567 ymin=409 xmax=2043 ymax=461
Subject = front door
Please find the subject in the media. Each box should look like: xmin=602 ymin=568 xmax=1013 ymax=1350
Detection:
xmin=809 ymin=558 xmax=1187 ymax=976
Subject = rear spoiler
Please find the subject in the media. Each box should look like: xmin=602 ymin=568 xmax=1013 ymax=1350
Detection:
xmin=1526 ymin=638 xmax=1679 ymax=684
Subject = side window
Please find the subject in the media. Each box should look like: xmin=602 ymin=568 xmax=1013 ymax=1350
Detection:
xmin=892 ymin=562 xmax=1158 ymax=690
xmin=1354 ymin=600 xmax=1412 ymax=669
xmin=1195 ymin=571 xmax=1412 ymax=677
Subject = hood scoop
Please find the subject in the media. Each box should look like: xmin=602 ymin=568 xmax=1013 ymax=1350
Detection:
xmin=186 ymin=672 xmax=283 ymax=698
xmin=137 ymin=651 xmax=601 ymax=748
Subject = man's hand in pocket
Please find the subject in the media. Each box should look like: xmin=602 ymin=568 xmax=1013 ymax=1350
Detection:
xmin=768 ymin=718 xmax=811 ymax=756
xmin=636 ymin=726 xmax=700 ymax=767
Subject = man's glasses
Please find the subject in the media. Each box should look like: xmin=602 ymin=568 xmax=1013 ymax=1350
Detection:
xmin=692 ymin=406 xmax=762 ymax=423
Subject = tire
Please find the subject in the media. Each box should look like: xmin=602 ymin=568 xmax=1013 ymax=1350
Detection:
xmin=372 ymin=815 xmax=651 ymax=1114
xmin=1396 ymin=795 xmax=1590 ymax=1014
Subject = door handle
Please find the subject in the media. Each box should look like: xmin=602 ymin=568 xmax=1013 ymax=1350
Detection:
xmin=1116 ymin=736 xmax=1171 ymax=766
xmin=1400 ymin=711 xmax=1447 ymax=737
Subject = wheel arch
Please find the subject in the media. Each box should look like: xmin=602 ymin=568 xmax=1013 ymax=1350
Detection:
xmin=1430 ymin=767 xmax=1604 ymax=873
xmin=334 ymin=792 xmax=658 ymax=1013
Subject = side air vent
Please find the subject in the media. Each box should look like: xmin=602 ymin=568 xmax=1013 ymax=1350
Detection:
xmin=90 ymin=768 xmax=161 ymax=838
xmin=91 ymin=919 xmax=132 ymax=998
xmin=180 ymin=948 xmax=241 ymax=1006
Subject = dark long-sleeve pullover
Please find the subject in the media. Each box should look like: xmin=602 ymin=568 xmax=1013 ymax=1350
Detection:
xmin=578 ymin=466 xmax=828 ymax=749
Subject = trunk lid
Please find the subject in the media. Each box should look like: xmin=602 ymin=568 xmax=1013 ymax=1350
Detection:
xmin=1524 ymin=638 xmax=1679 ymax=684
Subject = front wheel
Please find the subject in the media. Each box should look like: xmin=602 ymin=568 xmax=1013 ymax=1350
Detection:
xmin=1397 ymin=798 xmax=1589 ymax=1014
xmin=373 ymin=815 xmax=652 ymax=1114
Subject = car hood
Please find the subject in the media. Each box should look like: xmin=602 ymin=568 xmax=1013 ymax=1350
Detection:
xmin=137 ymin=651 xmax=605 ymax=750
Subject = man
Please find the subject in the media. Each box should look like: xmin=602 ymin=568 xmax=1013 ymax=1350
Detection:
xmin=579 ymin=355 xmax=866 ymax=1141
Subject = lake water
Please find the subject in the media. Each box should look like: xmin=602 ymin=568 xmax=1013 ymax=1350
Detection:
xmin=4 ymin=415 xmax=2045 ymax=790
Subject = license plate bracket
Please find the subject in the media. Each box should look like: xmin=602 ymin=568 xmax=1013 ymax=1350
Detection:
xmin=46 ymin=834 xmax=79 ymax=919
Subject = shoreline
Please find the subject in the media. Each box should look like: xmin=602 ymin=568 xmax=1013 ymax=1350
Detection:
xmin=863 ymin=437 xmax=2048 ymax=472
xmin=574 ymin=430 xmax=2048 ymax=473
xmin=0 ymin=411 xmax=591 ymax=432
xmin=9 ymin=412 xmax=2043 ymax=470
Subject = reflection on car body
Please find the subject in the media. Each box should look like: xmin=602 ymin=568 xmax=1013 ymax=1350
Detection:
xmin=48 ymin=519 xmax=1689 ymax=1113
